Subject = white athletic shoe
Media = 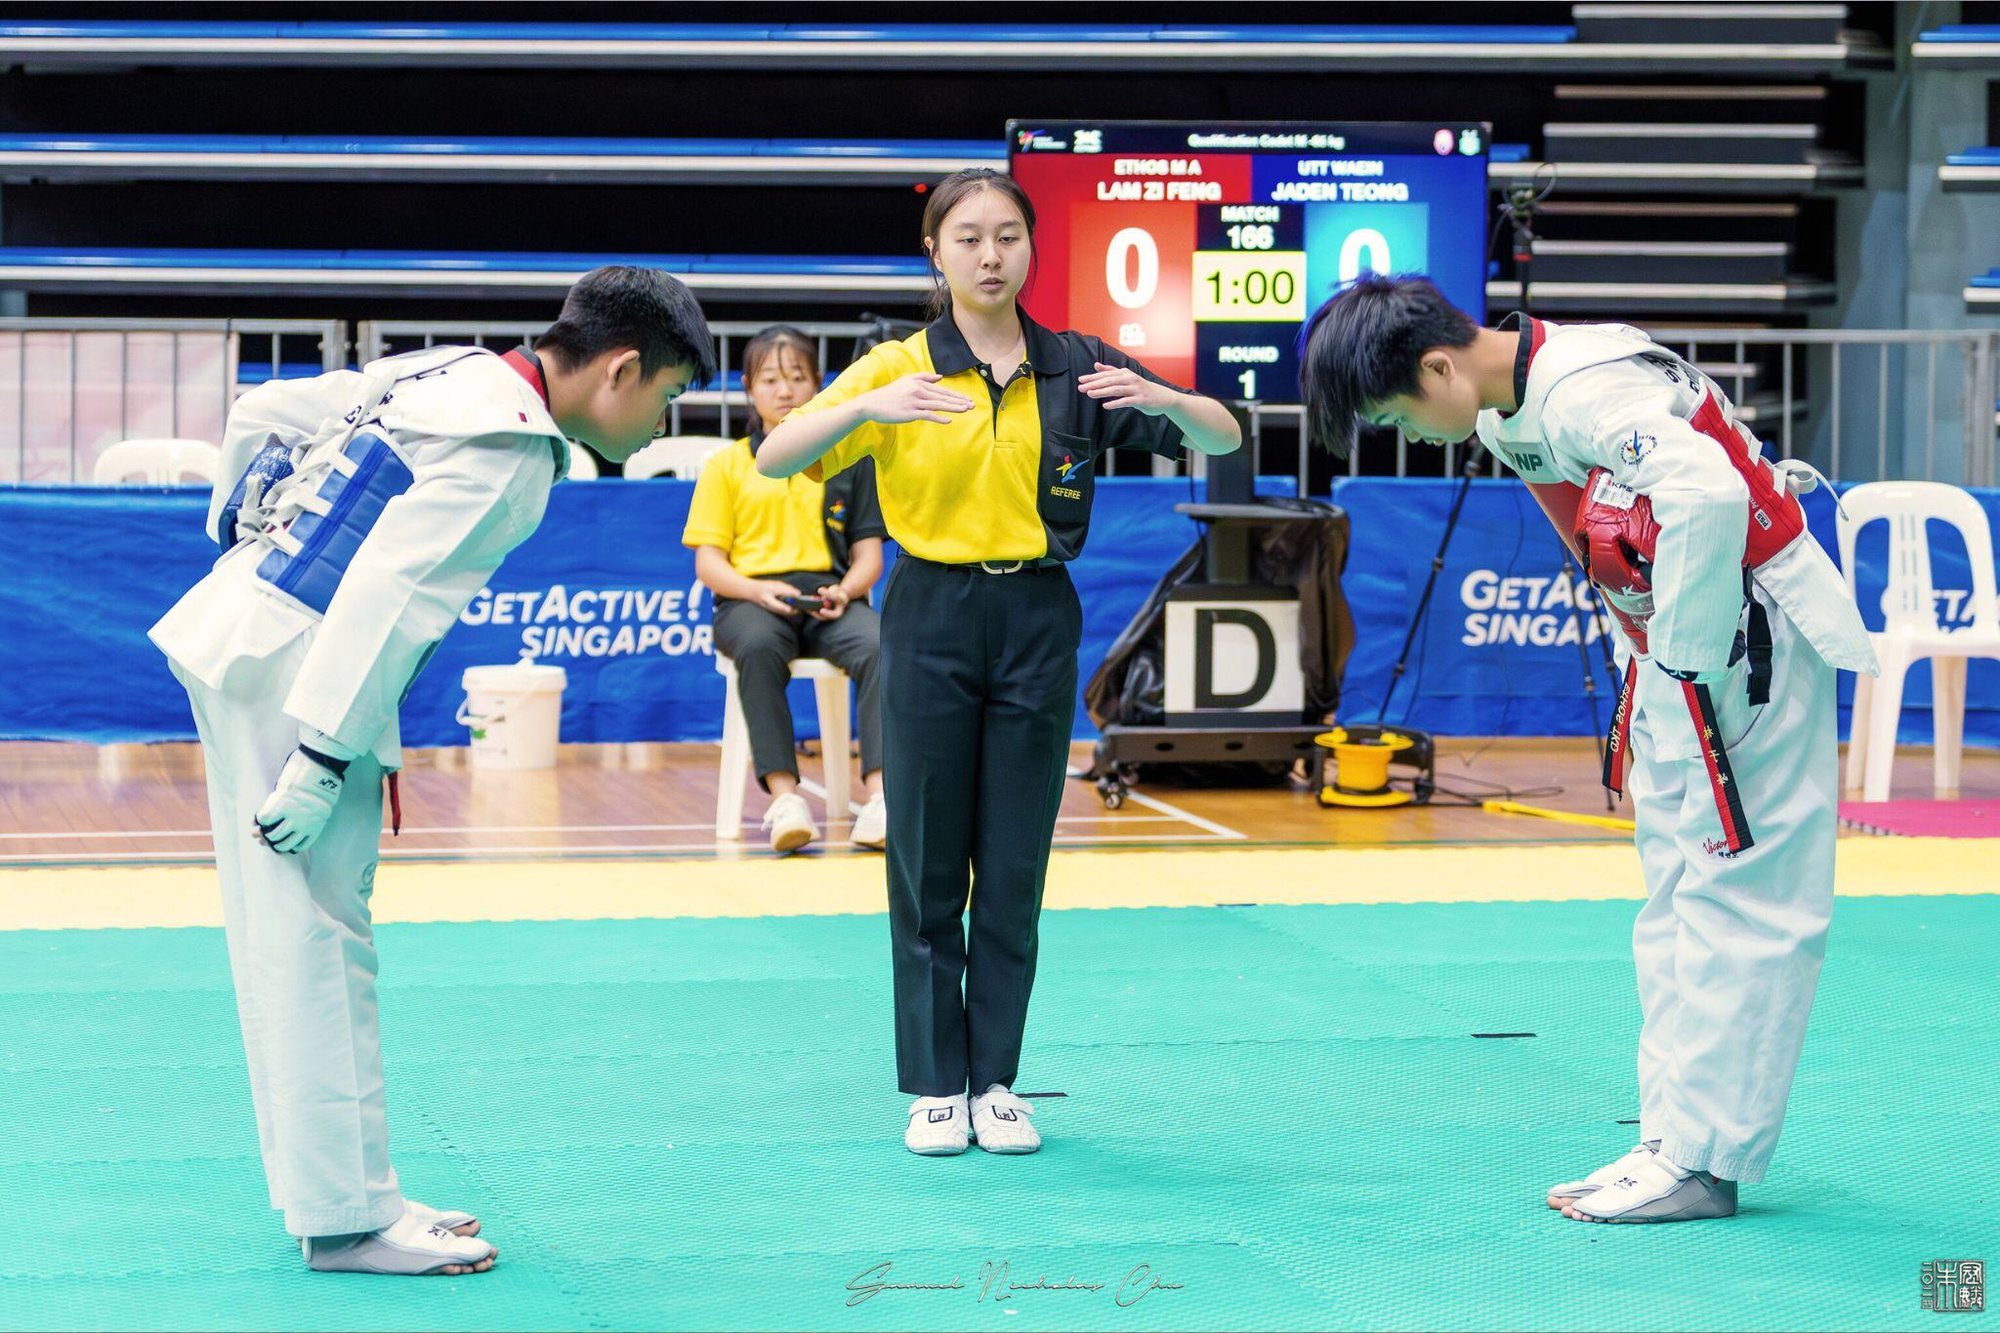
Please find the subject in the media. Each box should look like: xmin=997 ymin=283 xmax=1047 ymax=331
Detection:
xmin=762 ymin=792 xmax=817 ymax=854
xmin=969 ymin=1084 xmax=1041 ymax=1154
xmin=851 ymin=794 xmax=887 ymax=850
xmin=905 ymin=1093 xmax=969 ymax=1155
xmin=1546 ymin=1140 xmax=1662 ymax=1207
xmin=1561 ymin=1150 xmax=1738 ymax=1224
xmin=301 ymin=1210 xmax=497 ymax=1275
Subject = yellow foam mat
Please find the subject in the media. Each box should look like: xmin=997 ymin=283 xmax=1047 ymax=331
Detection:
xmin=0 ymin=838 xmax=1987 ymax=931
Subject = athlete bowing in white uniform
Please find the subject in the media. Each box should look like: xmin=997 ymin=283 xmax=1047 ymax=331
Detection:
xmin=150 ymin=267 xmax=712 ymax=1273
xmin=1298 ymin=274 xmax=1875 ymax=1224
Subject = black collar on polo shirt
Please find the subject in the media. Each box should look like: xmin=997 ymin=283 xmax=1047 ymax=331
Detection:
xmin=924 ymin=306 xmax=1068 ymax=380
xmin=746 ymin=416 xmax=766 ymax=457
xmin=1494 ymin=311 xmax=1545 ymax=419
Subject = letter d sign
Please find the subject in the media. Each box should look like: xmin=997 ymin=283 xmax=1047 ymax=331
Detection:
xmin=1163 ymin=587 xmax=1305 ymax=726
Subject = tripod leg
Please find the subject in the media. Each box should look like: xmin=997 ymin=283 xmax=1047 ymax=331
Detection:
xmin=1559 ymin=555 xmax=1617 ymax=812
xmin=1377 ymin=453 xmax=1483 ymax=725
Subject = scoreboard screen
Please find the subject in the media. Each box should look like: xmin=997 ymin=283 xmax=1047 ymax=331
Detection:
xmin=1007 ymin=120 xmax=1489 ymax=404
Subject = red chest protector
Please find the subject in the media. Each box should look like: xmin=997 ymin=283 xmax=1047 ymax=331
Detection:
xmin=1521 ymin=387 xmax=1803 ymax=585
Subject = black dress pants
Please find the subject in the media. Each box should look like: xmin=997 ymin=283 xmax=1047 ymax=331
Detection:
xmin=879 ymin=555 xmax=1081 ymax=1096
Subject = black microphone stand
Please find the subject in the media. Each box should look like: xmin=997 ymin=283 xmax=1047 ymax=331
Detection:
xmin=1505 ymin=180 xmax=1621 ymax=809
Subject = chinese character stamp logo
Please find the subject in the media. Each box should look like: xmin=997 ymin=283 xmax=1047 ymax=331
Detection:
xmin=1922 ymin=1260 xmax=1985 ymax=1313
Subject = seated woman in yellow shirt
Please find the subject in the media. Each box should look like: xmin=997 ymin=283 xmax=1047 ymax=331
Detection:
xmin=683 ymin=325 xmax=887 ymax=853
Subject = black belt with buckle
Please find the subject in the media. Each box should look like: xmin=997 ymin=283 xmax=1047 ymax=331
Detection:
xmin=916 ymin=555 xmax=1064 ymax=575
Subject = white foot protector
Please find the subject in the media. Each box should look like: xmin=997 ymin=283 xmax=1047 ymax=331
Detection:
xmin=969 ymin=1084 xmax=1041 ymax=1155
xmin=302 ymin=1210 xmax=497 ymax=1275
xmin=405 ymin=1198 xmax=478 ymax=1235
xmin=1562 ymin=1151 xmax=1737 ymax=1224
xmin=905 ymin=1093 xmax=969 ymax=1156
xmin=1546 ymin=1140 xmax=1661 ymax=1207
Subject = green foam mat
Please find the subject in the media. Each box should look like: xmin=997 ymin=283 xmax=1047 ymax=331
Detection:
xmin=2 ymin=897 xmax=1993 ymax=1330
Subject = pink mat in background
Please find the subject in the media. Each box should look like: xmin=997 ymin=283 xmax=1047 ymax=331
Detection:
xmin=1837 ymin=801 xmax=2000 ymax=837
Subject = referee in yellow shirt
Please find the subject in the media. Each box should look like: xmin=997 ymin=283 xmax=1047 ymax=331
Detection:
xmin=685 ymin=326 xmax=888 ymax=854
xmin=758 ymin=169 xmax=1241 ymax=1156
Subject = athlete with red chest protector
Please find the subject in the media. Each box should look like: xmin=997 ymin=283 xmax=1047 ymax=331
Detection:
xmin=1300 ymin=274 xmax=1877 ymax=1224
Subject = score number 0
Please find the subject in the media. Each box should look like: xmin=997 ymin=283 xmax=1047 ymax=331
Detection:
xmin=1105 ymin=227 xmax=1160 ymax=309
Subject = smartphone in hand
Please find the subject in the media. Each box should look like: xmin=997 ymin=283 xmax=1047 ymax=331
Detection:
xmin=783 ymin=594 xmax=826 ymax=610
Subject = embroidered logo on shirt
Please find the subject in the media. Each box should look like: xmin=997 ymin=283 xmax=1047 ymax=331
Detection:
xmin=1620 ymin=432 xmax=1657 ymax=466
xmin=1050 ymin=453 xmax=1088 ymax=501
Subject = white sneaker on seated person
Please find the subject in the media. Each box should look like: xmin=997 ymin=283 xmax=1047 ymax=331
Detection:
xmin=905 ymin=1093 xmax=969 ymax=1155
xmin=301 ymin=1210 xmax=497 ymax=1275
xmin=762 ymin=791 xmax=817 ymax=854
xmin=969 ymin=1084 xmax=1040 ymax=1154
xmin=851 ymin=793 xmax=887 ymax=850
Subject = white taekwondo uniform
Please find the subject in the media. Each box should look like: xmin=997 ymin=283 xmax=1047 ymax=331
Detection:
xmin=150 ymin=346 xmax=565 ymax=1235
xmin=1474 ymin=315 xmax=1875 ymax=1183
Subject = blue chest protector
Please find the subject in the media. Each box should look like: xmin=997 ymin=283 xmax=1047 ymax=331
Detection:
xmin=254 ymin=430 xmax=415 ymax=616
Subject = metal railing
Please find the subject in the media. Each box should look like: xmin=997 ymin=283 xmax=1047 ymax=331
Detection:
xmin=0 ymin=318 xmax=344 ymax=483
xmin=8 ymin=319 xmax=1997 ymax=490
xmin=1246 ymin=326 xmax=2000 ymax=493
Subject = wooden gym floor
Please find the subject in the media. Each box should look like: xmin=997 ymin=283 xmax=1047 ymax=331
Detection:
xmin=4 ymin=736 xmax=1995 ymax=870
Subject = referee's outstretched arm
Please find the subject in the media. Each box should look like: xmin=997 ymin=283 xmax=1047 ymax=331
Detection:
xmin=756 ymin=373 xmax=973 ymax=478
xmin=1074 ymin=359 xmax=1241 ymax=456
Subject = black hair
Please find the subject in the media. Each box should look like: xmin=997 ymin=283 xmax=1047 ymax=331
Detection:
xmin=1296 ymin=272 xmax=1478 ymax=458
xmin=741 ymin=324 xmax=820 ymax=384
xmin=920 ymin=167 xmax=1038 ymax=319
xmin=534 ymin=265 xmax=719 ymax=388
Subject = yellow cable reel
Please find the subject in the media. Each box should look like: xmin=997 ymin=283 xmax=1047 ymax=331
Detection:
xmin=1314 ymin=725 xmax=1431 ymax=808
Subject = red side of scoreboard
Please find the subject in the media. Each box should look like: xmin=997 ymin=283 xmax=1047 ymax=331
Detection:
xmin=1015 ymin=153 xmax=1255 ymax=389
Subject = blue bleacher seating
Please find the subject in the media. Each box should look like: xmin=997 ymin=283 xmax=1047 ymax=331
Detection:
xmin=0 ymin=134 xmax=1007 ymax=159
xmin=0 ymin=247 xmax=934 ymax=300
xmin=0 ymin=21 xmax=1578 ymax=45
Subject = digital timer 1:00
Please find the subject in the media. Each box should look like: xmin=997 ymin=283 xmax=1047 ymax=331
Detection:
xmin=1190 ymin=250 xmax=1309 ymax=321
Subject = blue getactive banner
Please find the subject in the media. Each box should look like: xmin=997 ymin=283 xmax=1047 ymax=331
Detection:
xmin=2 ymin=477 xmax=1995 ymax=748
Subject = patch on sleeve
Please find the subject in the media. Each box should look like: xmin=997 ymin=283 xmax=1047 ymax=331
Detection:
xmin=1619 ymin=431 xmax=1657 ymax=466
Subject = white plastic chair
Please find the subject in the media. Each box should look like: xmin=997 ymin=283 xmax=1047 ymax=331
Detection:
xmin=714 ymin=654 xmax=852 ymax=839
xmin=91 ymin=438 xmax=220 ymax=485
xmin=563 ymin=440 xmax=599 ymax=479
xmin=1836 ymin=481 xmax=2000 ymax=801
xmin=624 ymin=434 xmax=732 ymax=480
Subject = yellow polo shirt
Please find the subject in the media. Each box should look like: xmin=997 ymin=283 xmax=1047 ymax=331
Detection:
xmin=681 ymin=436 xmax=834 ymax=578
xmin=791 ymin=310 xmax=1190 ymax=565
xmin=796 ymin=339 xmax=1043 ymax=563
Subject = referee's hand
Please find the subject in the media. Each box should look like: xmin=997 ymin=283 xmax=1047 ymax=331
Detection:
xmin=861 ymin=373 xmax=975 ymax=425
xmin=1080 ymin=362 xmax=1176 ymax=414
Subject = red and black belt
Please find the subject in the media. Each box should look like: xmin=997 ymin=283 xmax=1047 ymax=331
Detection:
xmin=1602 ymin=599 xmax=1770 ymax=855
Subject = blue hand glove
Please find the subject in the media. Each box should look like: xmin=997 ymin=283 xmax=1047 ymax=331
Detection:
xmin=214 ymin=434 xmax=296 ymax=550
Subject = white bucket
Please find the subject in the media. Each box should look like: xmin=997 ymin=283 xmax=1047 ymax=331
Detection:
xmin=456 ymin=663 xmax=567 ymax=771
